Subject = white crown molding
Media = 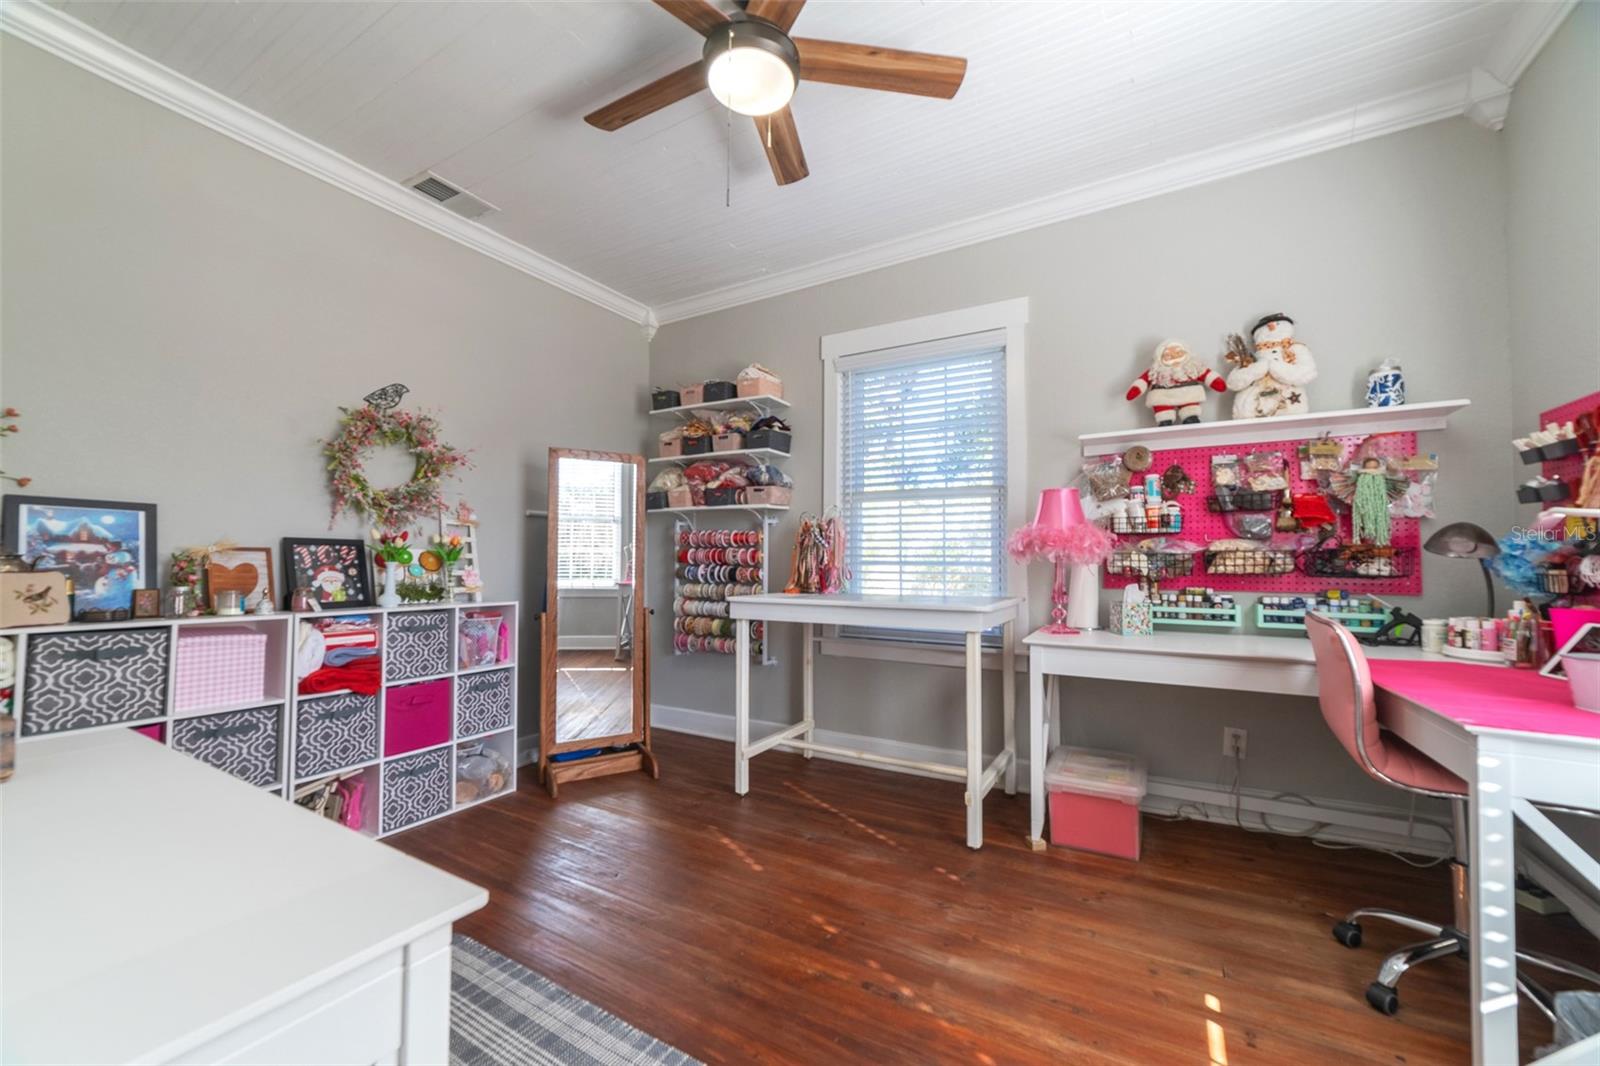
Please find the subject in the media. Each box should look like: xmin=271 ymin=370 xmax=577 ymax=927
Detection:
xmin=1483 ymin=0 xmax=1578 ymax=85
xmin=654 ymin=74 xmax=1474 ymax=324
xmin=0 ymin=0 xmax=653 ymax=328
xmin=1465 ymin=68 xmax=1514 ymax=132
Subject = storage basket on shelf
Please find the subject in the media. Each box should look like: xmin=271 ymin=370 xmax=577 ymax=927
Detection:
xmin=1107 ymin=511 xmax=1181 ymax=535
xmin=702 ymin=380 xmax=737 ymax=402
xmin=1044 ymin=746 xmax=1147 ymax=859
xmin=457 ymin=668 xmax=514 ymax=737
xmin=741 ymin=485 xmax=791 ymax=506
xmin=170 ymin=704 xmax=282 ymax=787
xmin=20 ymin=627 xmax=170 ymax=736
xmin=384 ymin=610 xmax=452 ymax=681
xmin=383 ymin=677 xmax=452 ymax=756
xmin=679 ymin=384 xmax=705 ymax=406
xmin=381 ymin=746 xmax=452 ymax=832
xmin=712 ymin=431 xmax=744 ymax=452
xmin=294 ymin=691 xmax=380 ymax=779
xmin=173 ymin=626 xmax=268 ymax=712
xmin=650 ymin=388 xmax=681 ymax=411
xmin=745 ymin=427 xmax=791 ymax=452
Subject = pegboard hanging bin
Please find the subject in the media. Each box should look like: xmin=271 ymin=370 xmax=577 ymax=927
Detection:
xmin=1205 ymin=490 xmax=1278 ymax=512
xmin=1204 ymin=546 xmax=1297 ymax=576
xmin=1105 ymin=511 xmax=1182 ymax=535
xmin=1105 ymin=548 xmax=1197 ymax=581
xmin=1301 ymin=544 xmax=1416 ymax=581
xmin=1150 ymin=603 xmax=1242 ymax=629
xmin=1254 ymin=602 xmax=1389 ymax=636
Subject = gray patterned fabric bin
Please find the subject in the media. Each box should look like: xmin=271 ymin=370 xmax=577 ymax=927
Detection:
xmin=295 ymin=692 xmax=379 ymax=779
xmin=385 ymin=610 xmax=452 ymax=682
xmin=171 ymin=705 xmax=282 ymax=786
xmin=457 ymin=668 xmax=514 ymax=737
xmin=22 ymin=627 xmax=170 ymax=736
xmin=382 ymin=747 xmax=452 ymax=832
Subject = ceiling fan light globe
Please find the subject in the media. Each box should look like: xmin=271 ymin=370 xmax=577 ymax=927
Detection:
xmin=707 ymin=50 xmax=795 ymax=116
xmin=702 ymin=18 xmax=801 ymax=117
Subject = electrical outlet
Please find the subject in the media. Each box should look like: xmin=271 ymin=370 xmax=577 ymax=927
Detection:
xmin=1223 ymin=727 xmax=1248 ymax=758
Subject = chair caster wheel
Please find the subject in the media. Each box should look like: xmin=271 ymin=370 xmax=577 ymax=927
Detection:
xmin=1366 ymin=982 xmax=1400 ymax=1015
xmin=1332 ymin=921 xmax=1363 ymax=948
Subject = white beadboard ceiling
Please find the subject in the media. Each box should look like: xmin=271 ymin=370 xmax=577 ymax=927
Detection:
xmin=21 ymin=1 xmax=1567 ymax=323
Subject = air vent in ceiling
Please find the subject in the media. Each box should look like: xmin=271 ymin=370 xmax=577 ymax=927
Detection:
xmin=404 ymin=171 xmax=498 ymax=221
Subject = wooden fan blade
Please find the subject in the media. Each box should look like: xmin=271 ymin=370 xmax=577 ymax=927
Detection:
xmin=755 ymin=108 xmax=808 ymax=185
xmin=745 ymin=0 xmax=806 ymax=32
xmin=653 ymin=0 xmax=727 ymax=35
xmin=584 ymin=62 xmax=706 ymax=130
xmin=795 ymin=39 xmax=967 ymax=99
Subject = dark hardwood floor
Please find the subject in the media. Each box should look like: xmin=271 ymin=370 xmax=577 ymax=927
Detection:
xmin=393 ymin=731 xmax=1590 ymax=1065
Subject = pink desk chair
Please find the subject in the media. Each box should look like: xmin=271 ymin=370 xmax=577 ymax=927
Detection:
xmin=1305 ymin=612 xmax=1599 ymax=1018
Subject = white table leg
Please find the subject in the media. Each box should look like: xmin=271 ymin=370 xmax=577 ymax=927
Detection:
xmin=734 ymin=618 xmax=750 ymax=796
xmin=965 ymin=630 xmax=983 ymax=849
xmin=1046 ymin=675 xmax=1061 ymax=748
xmin=1002 ymin=619 xmax=1017 ymax=796
xmin=801 ymin=621 xmax=815 ymax=759
xmin=1028 ymin=650 xmax=1046 ymax=849
xmin=1468 ymin=735 xmax=1519 ymax=1066
xmin=399 ymin=925 xmax=453 ymax=1065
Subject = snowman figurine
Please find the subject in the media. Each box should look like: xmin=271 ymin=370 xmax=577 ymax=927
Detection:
xmin=1226 ymin=313 xmax=1318 ymax=419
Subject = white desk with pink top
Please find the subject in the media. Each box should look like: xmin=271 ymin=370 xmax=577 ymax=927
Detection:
xmin=1026 ymin=628 xmax=1600 ymax=1066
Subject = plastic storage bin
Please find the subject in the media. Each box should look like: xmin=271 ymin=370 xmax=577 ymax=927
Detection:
xmin=1044 ymin=746 xmax=1148 ymax=859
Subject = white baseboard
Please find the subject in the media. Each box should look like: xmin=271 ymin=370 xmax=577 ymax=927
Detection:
xmin=557 ymin=635 xmax=616 ymax=650
xmin=650 ymin=702 xmax=1451 ymax=857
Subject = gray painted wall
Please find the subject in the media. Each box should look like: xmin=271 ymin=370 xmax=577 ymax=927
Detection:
xmin=648 ymin=117 xmax=1517 ymax=812
xmin=0 ymin=39 xmax=649 ymax=740
xmin=1506 ymin=1 xmax=1600 ymax=440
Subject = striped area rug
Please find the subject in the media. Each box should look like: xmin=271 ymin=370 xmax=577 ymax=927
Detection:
xmin=451 ymin=936 xmax=700 ymax=1066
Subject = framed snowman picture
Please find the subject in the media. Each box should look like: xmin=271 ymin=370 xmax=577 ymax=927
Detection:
xmin=280 ymin=537 xmax=374 ymax=608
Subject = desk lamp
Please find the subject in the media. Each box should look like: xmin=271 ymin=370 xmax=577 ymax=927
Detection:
xmin=1008 ymin=488 xmax=1113 ymax=633
xmin=1423 ymin=522 xmax=1500 ymax=616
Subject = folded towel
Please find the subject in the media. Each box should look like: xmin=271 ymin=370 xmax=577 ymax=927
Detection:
xmin=298 ymin=657 xmax=382 ymax=696
xmin=324 ymin=647 xmax=380 ymax=668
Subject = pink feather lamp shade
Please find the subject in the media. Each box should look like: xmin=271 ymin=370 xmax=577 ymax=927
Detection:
xmin=1008 ymin=488 xmax=1113 ymax=633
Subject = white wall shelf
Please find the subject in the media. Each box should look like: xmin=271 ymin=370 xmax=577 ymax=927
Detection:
xmin=1078 ymin=399 xmax=1472 ymax=456
xmin=647 ymin=447 xmax=790 ymax=466
xmin=649 ymin=396 xmax=790 ymax=418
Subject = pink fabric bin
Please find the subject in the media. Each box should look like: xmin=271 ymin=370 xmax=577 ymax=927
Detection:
xmin=173 ymin=627 xmax=267 ymax=713
xmin=131 ymin=723 xmax=165 ymax=742
xmin=1045 ymin=747 xmax=1147 ymax=860
xmin=384 ymin=678 xmax=452 ymax=756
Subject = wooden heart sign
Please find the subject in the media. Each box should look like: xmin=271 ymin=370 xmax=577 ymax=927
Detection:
xmin=205 ymin=548 xmax=274 ymax=609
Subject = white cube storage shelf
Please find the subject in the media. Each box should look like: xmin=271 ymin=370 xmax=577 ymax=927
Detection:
xmin=2 ymin=601 xmax=518 ymax=837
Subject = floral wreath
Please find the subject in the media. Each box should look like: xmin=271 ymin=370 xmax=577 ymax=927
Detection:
xmin=323 ymin=405 xmax=469 ymax=529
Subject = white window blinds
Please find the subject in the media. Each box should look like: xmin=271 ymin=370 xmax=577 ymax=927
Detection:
xmin=839 ymin=330 xmax=1008 ymax=599
xmin=557 ymin=459 xmax=623 ymax=589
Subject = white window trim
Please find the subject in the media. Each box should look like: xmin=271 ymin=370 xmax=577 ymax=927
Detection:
xmin=820 ymin=297 xmax=1029 ymax=655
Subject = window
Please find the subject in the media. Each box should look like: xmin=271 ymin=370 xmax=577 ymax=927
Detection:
xmin=822 ymin=299 xmax=1028 ymax=639
xmin=840 ymin=334 xmax=1008 ymax=597
xmin=557 ymin=458 xmax=624 ymax=589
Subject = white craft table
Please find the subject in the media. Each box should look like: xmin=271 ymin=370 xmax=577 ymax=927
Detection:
xmin=1 ymin=728 xmax=488 ymax=1065
xmin=1025 ymin=627 xmax=1600 ymax=1066
xmin=727 ymin=593 xmax=1023 ymax=848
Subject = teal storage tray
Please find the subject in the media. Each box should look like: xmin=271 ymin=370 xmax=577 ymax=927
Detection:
xmin=1151 ymin=604 xmax=1242 ymax=629
xmin=1254 ymin=603 xmax=1388 ymax=635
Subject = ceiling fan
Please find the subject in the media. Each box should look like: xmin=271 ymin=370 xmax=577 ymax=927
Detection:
xmin=584 ymin=0 xmax=968 ymax=186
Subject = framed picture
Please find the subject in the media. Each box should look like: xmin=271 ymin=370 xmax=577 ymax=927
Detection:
xmin=281 ymin=538 xmax=373 ymax=608
xmin=2 ymin=495 xmax=157 ymax=620
xmin=206 ymin=546 xmax=275 ymax=612
xmin=132 ymin=588 xmax=162 ymax=618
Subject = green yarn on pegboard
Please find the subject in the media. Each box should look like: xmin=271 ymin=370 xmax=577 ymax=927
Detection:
xmin=1352 ymin=470 xmax=1392 ymax=546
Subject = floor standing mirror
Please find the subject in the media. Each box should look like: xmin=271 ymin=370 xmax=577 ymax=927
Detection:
xmin=540 ymin=447 xmax=657 ymax=797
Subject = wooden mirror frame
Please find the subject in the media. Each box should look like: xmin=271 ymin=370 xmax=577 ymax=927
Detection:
xmin=539 ymin=447 xmax=657 ymax=797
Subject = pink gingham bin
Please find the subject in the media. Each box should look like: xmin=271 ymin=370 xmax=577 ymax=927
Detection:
xmin=174 ymin=626 xmax=268 ymax=712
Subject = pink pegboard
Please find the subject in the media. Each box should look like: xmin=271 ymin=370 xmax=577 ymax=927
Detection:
xmin=1100 ymin=430 xmax=1423 ymax=595
xmin=1537 ymin=390 xmax=1599 ymax=501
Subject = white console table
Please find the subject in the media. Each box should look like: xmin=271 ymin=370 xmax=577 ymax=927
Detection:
xmin=1 ymin=729 xmax=487 ymax=1065
xmin=727 ymin=593 xmax=1022 ymax=849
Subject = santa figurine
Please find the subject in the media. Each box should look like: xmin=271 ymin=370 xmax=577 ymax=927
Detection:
xmin=1125 ymin=339 xmax=1227 ymax=425
xmin=1226 ymin=313 xmax=1318 ymax=419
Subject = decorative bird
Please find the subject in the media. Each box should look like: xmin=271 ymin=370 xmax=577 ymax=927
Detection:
xmin=363 ymin=383 xmax=409 ymax=411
